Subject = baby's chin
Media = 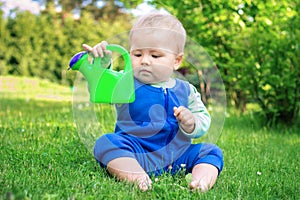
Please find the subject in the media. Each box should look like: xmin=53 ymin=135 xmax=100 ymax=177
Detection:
xmin=135 ymin=77 xmax=157 ymax=84
xmin=134 ymin=76 xmax=164 ymax=85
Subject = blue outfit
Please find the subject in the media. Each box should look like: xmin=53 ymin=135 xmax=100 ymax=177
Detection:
xmin=94 ymin=78 xmax=223 ymax=176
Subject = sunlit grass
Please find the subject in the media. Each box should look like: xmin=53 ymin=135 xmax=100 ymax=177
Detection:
xmin=1 ymin=76 xmax=299 ymax=199
xmin=0 ymin=75 xmax=72 ymax=101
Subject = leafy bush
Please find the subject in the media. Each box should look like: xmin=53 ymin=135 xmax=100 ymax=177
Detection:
xmin=234 ymin=1 xmax=300 ymax=125
xmin=152 ymin=0 xmax=300 ymax=125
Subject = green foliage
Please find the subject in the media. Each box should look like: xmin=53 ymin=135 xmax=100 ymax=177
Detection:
xmin=152 ymin=0 xmax=300 ymax=125
xmin=0 ymin=76 xmax=299 ymax=199
xmin=0 ymin=2 xmax=132 ymax=85
xmin=233 ymin=1 xmax=300 ymax=125
xmin=0 ymin=8 xmax=9 ymax=74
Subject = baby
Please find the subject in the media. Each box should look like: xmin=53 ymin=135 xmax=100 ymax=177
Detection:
xmin=83 ymin=12 xmax=224 ymax=192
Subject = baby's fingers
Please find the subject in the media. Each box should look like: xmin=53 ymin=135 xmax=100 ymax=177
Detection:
xmin=173 ymin=106 xmax=183 ymax=117
xmin=82 ymin=43 xmax=100 ymax=57
xmin=93 ymin=43 xmax=104 ymax=57
xmin=82 ymin=41 xmax=109 ymax=58
xmin=95 ymin=41 xmax=110 ymax=57
xmin=82 ymin=44 xmax=92 ymax=51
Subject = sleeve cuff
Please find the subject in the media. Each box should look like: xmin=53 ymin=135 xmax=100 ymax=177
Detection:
xmin=179 ymin=117 xmax=210 ymax=138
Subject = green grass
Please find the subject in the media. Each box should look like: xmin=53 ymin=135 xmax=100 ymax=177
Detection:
xmin=1 ymin=76 xmax=299 ymax=199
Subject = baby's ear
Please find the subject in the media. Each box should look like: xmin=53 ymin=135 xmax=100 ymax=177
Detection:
xmin=174 ymin=53 xmax=184 ymax=70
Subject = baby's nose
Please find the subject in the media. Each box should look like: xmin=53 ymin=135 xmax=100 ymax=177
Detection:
xmin=141 ymin=55 xmax=150 ymax=65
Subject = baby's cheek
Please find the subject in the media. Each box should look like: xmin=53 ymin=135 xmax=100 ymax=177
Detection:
xmin=131 ymin=62 xmax=139 ymax=68
xmin=130 ymin=57 xmax=138 ymax=66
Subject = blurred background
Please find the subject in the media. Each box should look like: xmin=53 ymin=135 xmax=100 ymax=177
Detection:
xmin=0 ymin=0 xmax=299 ymax=126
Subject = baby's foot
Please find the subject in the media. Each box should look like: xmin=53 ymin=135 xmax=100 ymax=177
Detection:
xmin=136 ymin=175 xmax=152 ymax=191
xmin=189 ymin=179 xmax=210 ymax=192
xmin=189 ymin=163 xmax=218 ymax=192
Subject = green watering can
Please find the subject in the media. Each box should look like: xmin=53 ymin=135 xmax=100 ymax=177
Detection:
xmin=68 ymin=44 xmax=135 ymax=103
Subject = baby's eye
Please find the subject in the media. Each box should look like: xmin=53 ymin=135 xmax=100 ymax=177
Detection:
xmin=152 ymin=54 xmax=161 ymax=58
xmin=134 ymin=54 xmax=142 ymax=57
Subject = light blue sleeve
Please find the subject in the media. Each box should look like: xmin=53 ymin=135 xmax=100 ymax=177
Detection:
xmin=179 ymin=84 xmax=211 ymax=138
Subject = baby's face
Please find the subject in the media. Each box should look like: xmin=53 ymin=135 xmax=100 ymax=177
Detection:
xmin=130 ymin=29 xmax=182 ymax=84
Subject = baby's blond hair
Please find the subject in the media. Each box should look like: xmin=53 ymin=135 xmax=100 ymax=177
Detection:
xmin=129 ymin=12 xmax=186 ymax=54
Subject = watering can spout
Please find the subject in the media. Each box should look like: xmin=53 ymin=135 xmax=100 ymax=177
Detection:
xmin=68 ymin=44 xmax=135 ymax=104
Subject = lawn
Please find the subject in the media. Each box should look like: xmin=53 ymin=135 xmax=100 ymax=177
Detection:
xmin=0 ymin=76 xmax=299 ymax=199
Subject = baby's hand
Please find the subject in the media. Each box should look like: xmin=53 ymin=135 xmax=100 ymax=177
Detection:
xmin=173 ymin=106 xmax=195 ymax=133
xmin=82 ymin=41 xmax=112 ymax=58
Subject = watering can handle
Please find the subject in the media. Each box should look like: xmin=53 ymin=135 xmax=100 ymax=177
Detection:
xmin=106 ymin=44 xmax=132 ymax=71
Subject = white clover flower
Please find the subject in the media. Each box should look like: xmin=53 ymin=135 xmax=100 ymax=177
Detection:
xmin=257 ymin=171 xmax=262 ymax=176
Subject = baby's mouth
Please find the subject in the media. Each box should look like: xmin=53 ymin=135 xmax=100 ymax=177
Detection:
xmin=139 ymin=68 xmax=151 ymax=74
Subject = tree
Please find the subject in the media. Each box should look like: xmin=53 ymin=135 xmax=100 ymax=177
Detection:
xmin=235 ymin=1 xmax=300 ymax=125
xmin=0 ymin=0 xmax=134 ymax=85
xmin=151 ymin=0 xmax=299 ymax=125
xmin=0 ymin=6 xmax=9 ymax=74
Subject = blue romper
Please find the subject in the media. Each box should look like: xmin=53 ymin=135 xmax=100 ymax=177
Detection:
xmin=94 ymin=78 xmax=223 ymax=175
